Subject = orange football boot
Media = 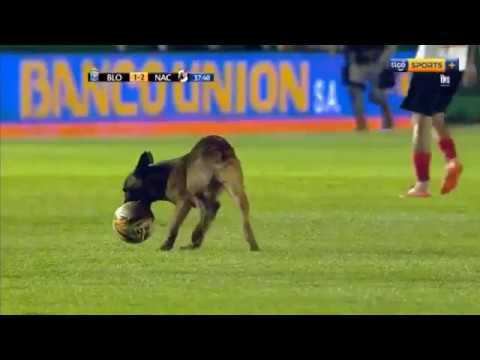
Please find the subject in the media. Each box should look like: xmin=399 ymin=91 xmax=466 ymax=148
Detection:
xmin=441 ymin=159 xmax=463 ymax=195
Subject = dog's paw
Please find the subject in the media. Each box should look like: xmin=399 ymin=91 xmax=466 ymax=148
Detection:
xmin=180 ymin=244 xmax=198 ymax=250
xmin=159 ymin=244 xmax=173 ymax=251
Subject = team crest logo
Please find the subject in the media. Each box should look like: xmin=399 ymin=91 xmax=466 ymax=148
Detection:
xmin=89 ymin=68 xmax=99 ymax=82
xmin=178 ymin=70 xmax=189 ymax=83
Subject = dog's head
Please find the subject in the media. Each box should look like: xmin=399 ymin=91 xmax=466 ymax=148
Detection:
xmin=122 ymin=151 xmax=156 ymax=204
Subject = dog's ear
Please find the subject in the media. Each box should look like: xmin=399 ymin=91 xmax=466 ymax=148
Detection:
xmin=134 ymin=151 xmax=154 ymax=175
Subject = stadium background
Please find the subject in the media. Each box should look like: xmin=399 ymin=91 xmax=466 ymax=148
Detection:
xmin=2 ymin=45 xmax=478 ymax=136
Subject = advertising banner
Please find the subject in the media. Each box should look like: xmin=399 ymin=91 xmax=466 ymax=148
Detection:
xmin=0 ymin=51 xmax=414 ymax=136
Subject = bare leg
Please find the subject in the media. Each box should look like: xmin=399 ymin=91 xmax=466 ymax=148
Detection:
xmin=160 ymin=200 xmax=192 ymax=251
xmin=412 ymin=113 xmax=432 ymax=153
xmin=432 ymin=113 xmax=451 ymax=140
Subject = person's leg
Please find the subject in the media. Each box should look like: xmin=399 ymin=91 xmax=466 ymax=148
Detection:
xmin=345 ymin=64 xmax=368 ymax=131
xmin=408 ymin=112 xmax=432 ymax=196
xmin=433 ymin=113 xmax=456 ymax=160
xmin=370 ymin=86 xmax=394 ymax=130
xmin=432 ymin=113 xmax=463 ymax=194
xmin=348 ymin=86 xmax=368 ymax=131
xmin=400 ymin=72 xmax=439 ymax=197
xmin=370 ymin=67 xmax=396 ymax=130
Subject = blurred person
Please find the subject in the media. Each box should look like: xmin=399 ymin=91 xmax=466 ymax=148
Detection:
xmin=116 ymin=45 xmax=168 ymax=52
xmin=277 ymin=45 xmax=337 ymax=52
xmin=307 ymin=45 xmax=342 ymax=53
xmin=207 ymin=45 xmax=253 ymax=51
xmin=343 ymin=45 xmax=398 ymax=131
xmin=277 ymin=45 xmax=298 ymax=51
xmin=244 ymin=45 xmax=266 ymax=51
xmin=401 ymin=45 xmax=478 ymax=198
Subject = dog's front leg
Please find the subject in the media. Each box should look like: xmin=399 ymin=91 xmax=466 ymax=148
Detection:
xmin=159 ymin=200 xmax=191 ymax=251
xmin=181 ymin=196 xmax=219 ymax=250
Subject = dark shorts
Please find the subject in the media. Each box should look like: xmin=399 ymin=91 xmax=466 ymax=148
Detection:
xmin=342 ymin=64 xmax=396 ymax=90
xmin=401 ymin=71 xmax=463 ymax=116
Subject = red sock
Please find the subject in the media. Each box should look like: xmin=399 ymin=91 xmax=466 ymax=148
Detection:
xmin=413 ymin=152 xmax=431 ymax=182
xmin=438 ymin=137 xmax=457 ymax=161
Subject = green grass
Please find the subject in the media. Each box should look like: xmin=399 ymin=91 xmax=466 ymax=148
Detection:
xmin=2 ymin=128 xmax=480 ymax=314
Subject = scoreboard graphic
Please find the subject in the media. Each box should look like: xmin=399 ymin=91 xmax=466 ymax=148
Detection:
xmin=88 ymin=69 xmax=215 ymax=83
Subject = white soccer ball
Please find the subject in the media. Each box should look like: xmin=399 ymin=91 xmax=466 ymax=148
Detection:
xmin=113 ymin=201 xmax=154 ymax=244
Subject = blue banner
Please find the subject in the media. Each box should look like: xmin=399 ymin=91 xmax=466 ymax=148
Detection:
xmin=0 ymin=52 xmax=414 ymax=123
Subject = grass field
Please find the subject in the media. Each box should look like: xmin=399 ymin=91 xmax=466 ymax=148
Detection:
xmin=2 ymin=127 xmax=480 ymax=314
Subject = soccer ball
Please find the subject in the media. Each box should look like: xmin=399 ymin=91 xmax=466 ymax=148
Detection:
xmin=113 ymin=201 xmax=154 ymax=244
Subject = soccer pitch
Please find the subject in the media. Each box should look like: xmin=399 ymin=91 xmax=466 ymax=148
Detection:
xmin=1 ymin=128 xmax=480 ymax=314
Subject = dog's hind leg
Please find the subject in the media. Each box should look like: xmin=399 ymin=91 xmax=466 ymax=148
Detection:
xmin=204 ymin=179 xmax=222 ymax=222
xmin=216 ymin=159 xmax=259 ymax=251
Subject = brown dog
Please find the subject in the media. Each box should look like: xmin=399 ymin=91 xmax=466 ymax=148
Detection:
xmin=122 ymin=135 xmax=259 ymax=251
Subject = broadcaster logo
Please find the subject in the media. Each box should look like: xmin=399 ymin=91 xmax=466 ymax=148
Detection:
xmin=390 ymin=59 xmax=408 ymax=72
xmin=389 ymin=58 xmax=459 ymax=73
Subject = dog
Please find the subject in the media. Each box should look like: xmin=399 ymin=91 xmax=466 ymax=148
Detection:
xmin=122 ymin=135 xmax=259 ymax=251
